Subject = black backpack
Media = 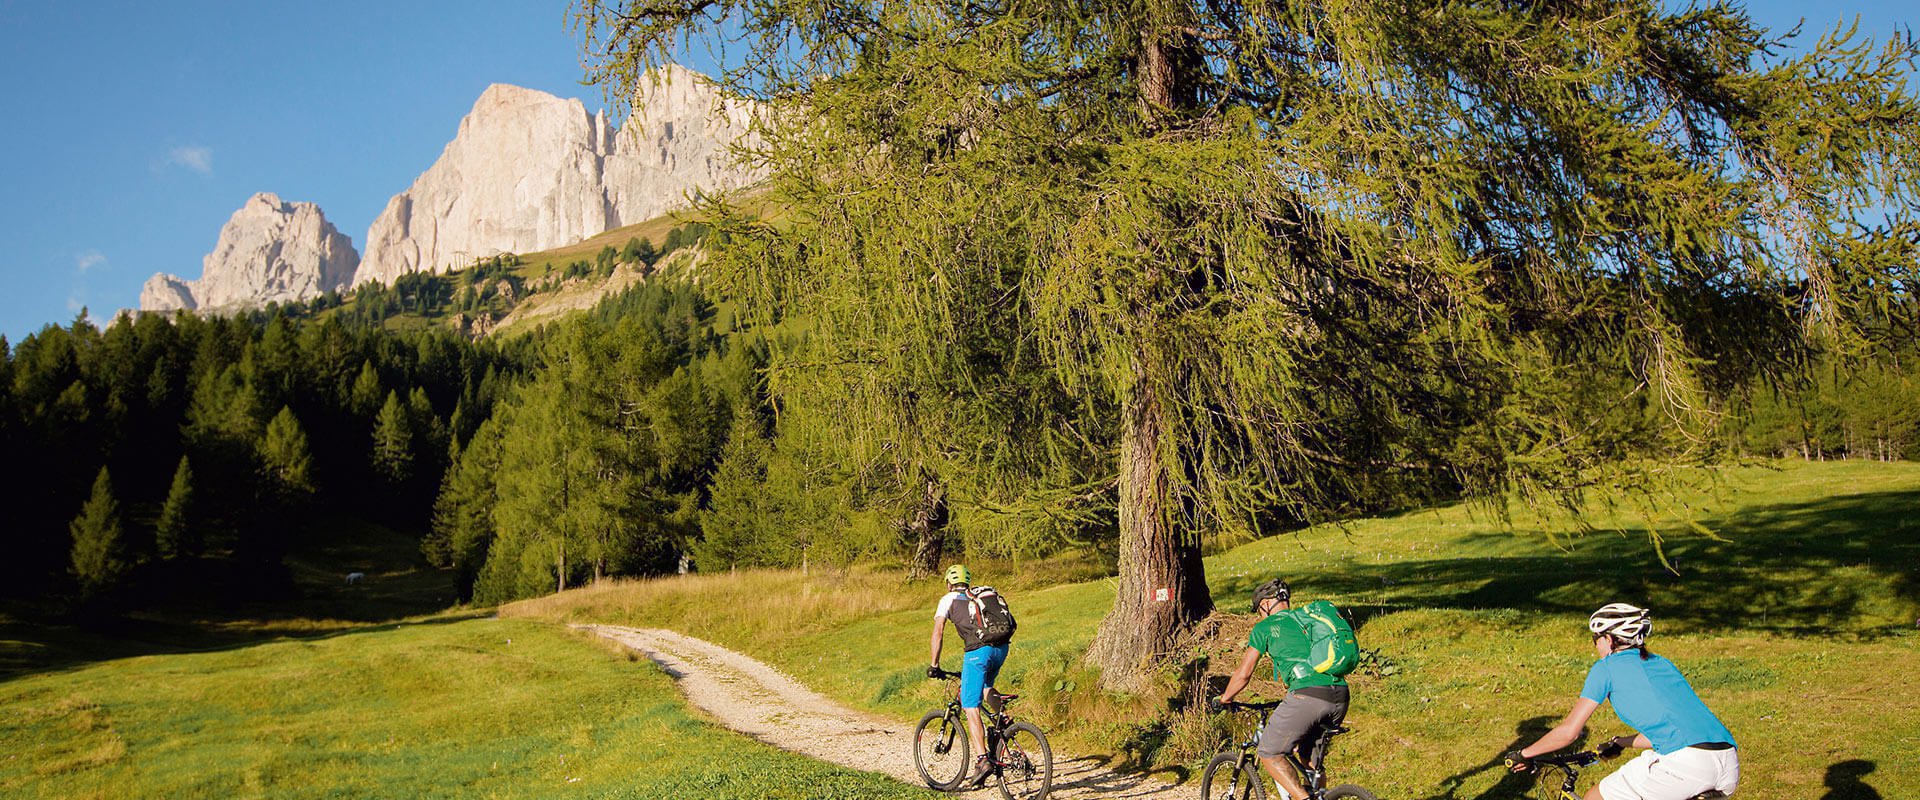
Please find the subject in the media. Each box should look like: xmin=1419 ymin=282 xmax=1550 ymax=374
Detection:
xmin=966 ymin=586 xmax=1018 ymax=646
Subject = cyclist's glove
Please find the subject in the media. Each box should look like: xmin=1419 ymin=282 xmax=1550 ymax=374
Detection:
xmin=927 ymin=665 xmax=944 ymax=679
xmin=1598 ymin=735 xmax=1634 ymax=758
xmin=1503 ymin=750 xmax=1534 ymax=772
xmin=1207 ymin=696 xmax=1224 ymax=714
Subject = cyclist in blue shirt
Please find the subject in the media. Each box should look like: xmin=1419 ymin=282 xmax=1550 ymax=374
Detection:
xmin=1507 ymin=603 xmax=1740 ymax=799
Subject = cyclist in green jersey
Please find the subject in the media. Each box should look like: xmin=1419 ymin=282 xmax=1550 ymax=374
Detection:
xmin=1215 ymin=578 xmax=1350 ymax=800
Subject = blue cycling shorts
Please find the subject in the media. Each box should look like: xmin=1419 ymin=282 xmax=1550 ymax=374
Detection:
xmin=960 ymin=643 xmax=1009 ymax=709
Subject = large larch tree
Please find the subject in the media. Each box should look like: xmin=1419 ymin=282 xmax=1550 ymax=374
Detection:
xmin=572 ymin=0 xmax=1919 ymax=685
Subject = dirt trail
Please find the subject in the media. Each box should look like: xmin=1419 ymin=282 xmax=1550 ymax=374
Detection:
xmin=581 ymin=624 xmax=1188 ymax=799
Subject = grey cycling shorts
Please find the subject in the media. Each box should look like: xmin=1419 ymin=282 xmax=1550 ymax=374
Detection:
xmin=1256 ymin=685 xmax=1349 ymax=759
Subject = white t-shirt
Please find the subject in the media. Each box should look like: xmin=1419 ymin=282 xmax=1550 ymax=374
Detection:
xmin=934 ymin=590 xmax=986 ymax=650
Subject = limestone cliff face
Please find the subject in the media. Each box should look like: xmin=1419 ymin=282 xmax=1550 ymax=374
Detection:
xmin=354 ymin=66 xmax=760 ymax=287
xmin=139 ymin=274 xmax=198 ymax=312
xmin=139 ymin=193 xmax=359 ymax=312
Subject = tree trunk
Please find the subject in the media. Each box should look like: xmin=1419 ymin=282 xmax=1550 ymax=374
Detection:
xmin=1083 ymin=30 xmax=1214 ymax=690
xmin=556 ymin=538 xmax=567 ymax=593
xmin=1085 ymin=368 xmax=1212 ymax=689
xmin=904 ymin=474 xmax=949 ymax=579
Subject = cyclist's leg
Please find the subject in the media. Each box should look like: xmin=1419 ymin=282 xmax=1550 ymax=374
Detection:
xmin=981 ymin=642 xmax=1009 ymax=699
xmin=1594 ymin=748 xmax=1725 ymax=800
xmin=1255 ymin=692 xmax=1329 ymax=799
xmin=960 ymin=646 xmax=995 ymax=781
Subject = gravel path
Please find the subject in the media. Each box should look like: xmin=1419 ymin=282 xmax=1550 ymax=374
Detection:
xmin=581 ymin=624 xmax=1189 ymax=799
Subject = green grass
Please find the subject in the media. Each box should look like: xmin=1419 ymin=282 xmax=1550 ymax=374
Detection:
xmin=512 ymin=460 xmax=1920 ymax=799
xmin=0 ymin=616 xmax=936 ymax=800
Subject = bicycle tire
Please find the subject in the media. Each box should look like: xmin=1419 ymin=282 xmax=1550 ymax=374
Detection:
xmin=994 ymin=721 xmax=1054 ymax=800
xmin=913 ymin=709 xmax=969 ymax=790
xmin=1200 ymin=752 xmax=1267 ymax=800
xmin=1324 ymin=784 xmax=1379 ymax=800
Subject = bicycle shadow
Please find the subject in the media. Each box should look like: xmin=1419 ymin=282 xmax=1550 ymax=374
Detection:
xmin=1821 ymin=760 xmax=1882 ymax=800
xmin=1418 ymin=716 xmax=1556 ymax=800
xmin=1039 ymin=755 xmax=1191 ymax=799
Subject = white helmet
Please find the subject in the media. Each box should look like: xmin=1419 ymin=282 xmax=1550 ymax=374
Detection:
xmin=1588 ymin=603 xmax=1652 ymax=646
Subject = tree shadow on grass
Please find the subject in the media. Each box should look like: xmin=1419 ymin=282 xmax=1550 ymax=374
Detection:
xmin=0 ymin=610 xmax=488 ymax=684
xmin=1 ymin=512 xmax=475 ymax=683
xmin=1287 ymin=489 xmax=1920 ymax=636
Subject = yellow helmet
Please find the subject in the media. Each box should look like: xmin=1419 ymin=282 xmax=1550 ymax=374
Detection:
xmin=944 ymin=564 xmax=971 ymax=586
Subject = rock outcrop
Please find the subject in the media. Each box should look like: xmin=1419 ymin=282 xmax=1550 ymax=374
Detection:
xmin=353 ymin=66 xmax=760 ymax=287
xmin=139 ymin=274 xmax=198 ymax=312
xmin=140 ymin=193 xmax=359 ymax=312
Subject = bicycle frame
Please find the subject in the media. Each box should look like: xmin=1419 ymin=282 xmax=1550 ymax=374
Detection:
xmin=1221 ymin=702 xmax=1344 ymax=800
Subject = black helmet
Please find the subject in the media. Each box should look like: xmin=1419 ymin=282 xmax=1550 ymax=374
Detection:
xmin=1250 ymin=578 xmax=1291 ymax=613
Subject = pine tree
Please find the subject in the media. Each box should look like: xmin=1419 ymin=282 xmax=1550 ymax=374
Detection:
xmin=155 ymin=455 xmax=195 ymax=559
xmin=350 ymin=361 xmax=384 ymax=417
xmin=697 ymin=407 xmax=777 ymax=571
xmin=372 ymin=390 xmax=413 ymax=485
xmin=69 ymin=467 xmax=128 ymax=600
xmin=577 ymin=0 xmax=1920 ymax=685
xmin=260 ymin=406 xmax=316 ymax=504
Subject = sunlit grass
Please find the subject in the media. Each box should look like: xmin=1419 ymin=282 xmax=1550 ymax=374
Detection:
xmin=0 ymin=616 xmax=935 ymax=799
xmin=511 ymin=460 xmax=1920 ymax=799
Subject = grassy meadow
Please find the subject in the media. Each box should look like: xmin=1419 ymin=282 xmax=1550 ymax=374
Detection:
xmin=508 ymin=460 xmax=1920 ymax=799
xmin=2 ymin=460 xmax=1910 ymax=798
xmin=0 ymin=510 xmax=935 ymax=799
xmin=0 ymin=616 xmax=936 ymax=800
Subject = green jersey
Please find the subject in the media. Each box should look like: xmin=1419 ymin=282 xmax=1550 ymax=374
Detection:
xmin=1248 ymin=610 xmax=1346 ymax=689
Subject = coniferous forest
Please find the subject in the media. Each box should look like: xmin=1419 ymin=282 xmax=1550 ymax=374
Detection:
xmin=4 ymin=265 xmax=1917 ymax=616
xmin=0 ymin=277 xmax=772 ymax=611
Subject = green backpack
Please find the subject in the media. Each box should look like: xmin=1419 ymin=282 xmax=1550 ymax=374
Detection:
xmin=1294 ymin=600 xmax=1360 ymax=677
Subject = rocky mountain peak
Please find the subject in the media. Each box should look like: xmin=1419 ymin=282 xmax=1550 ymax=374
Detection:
xmin=140 ymin=193 xmax=359 ymax=313
xmin=352 ymin=68 xmax=762 ymax=287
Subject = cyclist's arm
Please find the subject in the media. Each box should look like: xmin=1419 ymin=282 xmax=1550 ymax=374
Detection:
xmin=929 ymin=616 xmax=946 ymax=669
xmin=1218 ymin=646 xmax=1264 ymax=703
xmin=1519 ymin=697 xmax=1602 ymax=759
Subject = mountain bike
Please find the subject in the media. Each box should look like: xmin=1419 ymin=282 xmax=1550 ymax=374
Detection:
xmin=913 ymin=668 xmax=1054 ymax=800
xmin=1504 ymin=740 xmax=1727 ymax=800
xmin=1204 ymin=700 xmax=1379 ymax=800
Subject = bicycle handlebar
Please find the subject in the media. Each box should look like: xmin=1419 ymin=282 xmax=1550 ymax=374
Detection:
xmin=1517 ymin=741 xmax=1627 ymax=770
xmin=1213 ymin=700 xmax=1282 ymax=713
xmin=928 ymin=668 xmax=962 ymax=681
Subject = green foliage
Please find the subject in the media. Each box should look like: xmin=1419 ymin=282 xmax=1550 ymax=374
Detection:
xmin=1738 ymin=352 xmax=1920 ymax=461
xmin=154 ymin=456 xmax=195 ymax=560
xmin=575 ymin=0 xmax=1920 ymax=672
xmin=348 ymin=360 xmax=383 ymax=416
xmin=371 ymin=391 xmax=413 ymax=485
xmin=260 ymin=406 xmax=316 ymax=504
xmin=458 ymin=280 xmax=752 ymax=602
xmin=693 ymin=405 xmax=856 ymax=570
xmin=67 ymin=468 xmax=127 ymax=600
xmin=0 ymin=308 xmax=527 ymax=603
xmin=622 ymin=235 xmax=656 ymax=265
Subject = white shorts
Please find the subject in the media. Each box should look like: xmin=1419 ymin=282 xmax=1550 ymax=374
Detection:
xmin=1598 ymin=747 xmax=1740 ymax=800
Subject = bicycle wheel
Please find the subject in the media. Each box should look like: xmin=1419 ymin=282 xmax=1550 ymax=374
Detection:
xmin=1324 ymin=784 xmax=1379 ymax=800
xmin=1528 ymin=764 xmax=1576 ymax=800
xmin=994 ymin=721 xmax=1054 ymax=800
xmin=914 ymin=709 xmax=969 ymax=790
xmin=1200 ymin=752 xmax=1267 ymax=800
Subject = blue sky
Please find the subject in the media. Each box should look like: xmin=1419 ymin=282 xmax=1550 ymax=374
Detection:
xmin=0 ymin=1 xmax=1913 ymax=342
